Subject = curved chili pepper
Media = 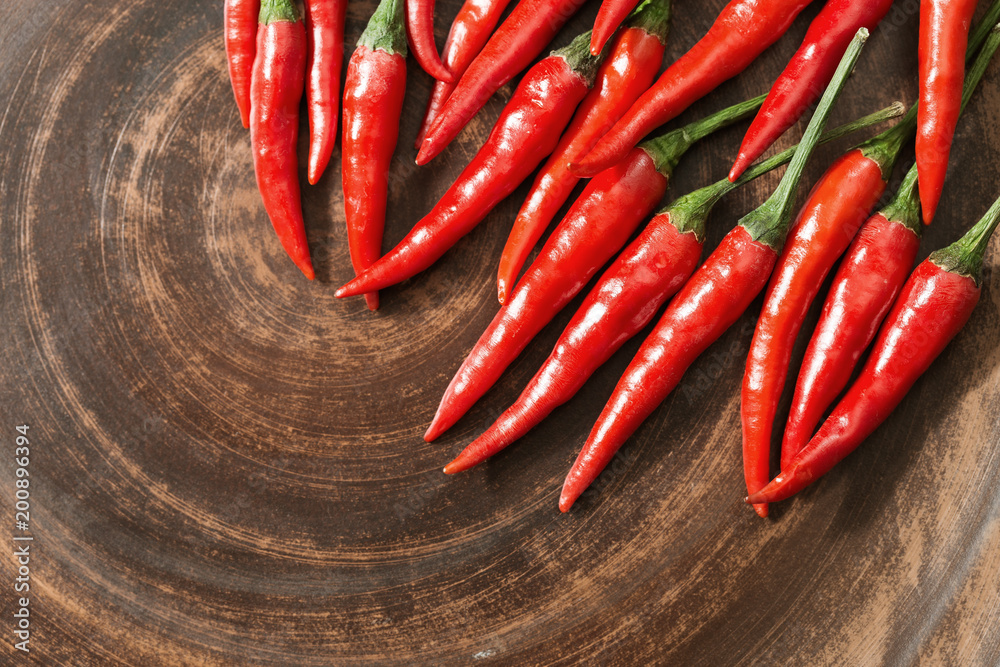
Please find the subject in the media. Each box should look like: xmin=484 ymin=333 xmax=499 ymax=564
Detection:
xmin=341 ymin=0 xmax=408 ymax=311
xmin=336 ymin=30 xmax=606 ymax=299
xmin=425 ymin=93 xmax=768 ymax=442
xmin=590 ymin=0 xmax=643 ymax=56
xmin=739 ymin=117 xmax=913 ymax=517
xmin=407 ymin=0 xmax=454 ymax=82
xmin=304 ymin=0 xmax=348 ymax=184
xmin=496 ymin=0 xmax=672 ymax=305
xmin=251 ymin=0 xmax=314 ymax=280
xmin=414 ymin=0 xmax=513 ymax=149
xmin=225 ymin=0 xmax=260 ymax=128
xmin=780 ymin=173 xmax=921 ymax=464
xmin=560 ymin=30 xmax=867 ymax=512
xmin=748 ymin=192 xmax=1000 ymax=506
xmin=571 ymin=0 xmax=814 ymax=178
xmin=728 ymin=0 xmax=893 ymax=182
xmin=917 ymin=0 xmax=979 ymax=224
xmin=415 ymin=0 xmax=590 ymax=165
xmin=782 ymin=23 xmax=1000 ymax=462
xmin=444 ymin=105 xmax=902 ymax=474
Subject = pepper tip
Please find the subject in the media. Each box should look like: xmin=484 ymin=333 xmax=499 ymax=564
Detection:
xmin=558 ymin=486 xmax=578 ymax=513
xmin=568 ymin=158 xmax=602 ymax=179
xmin=415 ymin=144 xmax=433 ymax=166
xmin=423 ymin=422 xmax=441 ymax=442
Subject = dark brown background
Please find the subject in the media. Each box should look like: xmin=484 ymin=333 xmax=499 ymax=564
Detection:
xmin=2 ymin=0 xmax=1000 ymax=664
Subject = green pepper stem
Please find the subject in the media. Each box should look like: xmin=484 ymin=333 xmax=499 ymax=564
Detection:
xmin=626 ymin=0 xmax=672 ymax=45
xmin=639 ymin=92 xmax=768 ymax=176
xmin=259 ymin=0 xmax=302 ymax=24
xmin=930 ymin=193 xmax=1000 ymax=285
xmin=554 ymin=31 xmax=610 ymax=88
xmin=358 ymin=0 xmax=407 ymax=56
xmin=740 ymin=29 xmax=869 ymax=251
xmin=879 ymin=165 xmax=921 ymax=236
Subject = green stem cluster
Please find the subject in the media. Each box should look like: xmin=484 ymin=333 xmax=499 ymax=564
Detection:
xmin=664 ymin=103 xmax=905 ymax=242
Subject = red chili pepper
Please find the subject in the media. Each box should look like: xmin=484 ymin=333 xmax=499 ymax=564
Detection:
xmin=560 ymin=30 xmax=866 ymax=512
xmin=341 ymin=0 xmax=408 ymax=311
xmin=415 ymin=0 xmax=590 ymax=165
xmin=590 ymin=0 xmax=643 ymax=56
xmin=444 ymin=104 xmax=901 ymax=474
xmin=304 ymin=0 xmax=348 ymax=184
xmin=728 ymin=0 xmax=893 ymax=182
xmin=571 ymin=0 xmax=814 ymax=178
xmin=780 ymin=173 xmax=921 ymax=465
xmin=407 ymin=0 xmax=454 ymax=82
xmin=739 ymin=117 xmax=913 ymax=517
xmin=225 ymin=0 xmax=260 ymax=128
xmin=414 ymin=0 xmax=513 ymax=149
xmin=496 ymin=0 xmax=671 ymax=305
xmin=425 ymin=93 xmax=768 ymax=442
xmin=781 ymin=23 xmax=1000 ymax=463
xmin=917 ymin=0 xmax=979 ymax=224
xmin=748 ymin=192 xmax=1000 ymax=506
xmin=335 ymin=30 xmax=607 ymax=299
xmin=251 ymin=0 xmax=314 ymax=280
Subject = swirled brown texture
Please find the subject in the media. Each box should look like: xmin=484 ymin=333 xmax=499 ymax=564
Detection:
xmin=2 ymin=0 xmax=1000 ymax=664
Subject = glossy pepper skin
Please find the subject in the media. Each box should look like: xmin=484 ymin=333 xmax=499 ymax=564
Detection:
xmin=304 ymin=0 xmax=348 ymax=184
xmin=428 ymin=149 xmax=668 ymax=443
xmin=728 ymin=0 xmax=893 ymax=182
xmin=572 ymin=0 xmax=814 ymax=177
xmin=781 ymin=177 xmax=921 ymax=462
xmin=748 ymin=192 xmax=1000 ymax=506
xmin=560 ymin=228 xmax=777 ymax=511
xmin=740 ymin=132 xmax=902 ymax=517
xmin=424 ymin=93 xmax=768 ymax=442
xmin=917 ymin=0 xmax=978 ymax=224
xmin=225 ymin=0 xmax=260 ymax=128
xmin=497 ymin=0 xmax=672 ymax=305
xmin=416 ymin=0 xmax=590 ymax=165
xmin=407 ymin=0 xmax=454 ymax=82
xmin=446 ymin=219 xmax=700 ymax=473
xmin=445 ymin=105 xmax=904 ymax=473
xmin=781 ymin=17 xmax=1000 ymax=461
xmin=336 ymin=30 xmax=606 ymax=299
xmin=250 ymin=0 xmax=315 ymax=280
xmin=415 ymin=0 xmax=513 ymax=149
xmin=341 ymin=0 xmax=408 ymax=311
xmin=590 ymin=0 xmax=643 ymax=55
xmin=560 ymin=30 xmax=867 ymax=512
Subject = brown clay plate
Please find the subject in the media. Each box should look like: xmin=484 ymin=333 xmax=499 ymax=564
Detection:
xmin=3 ymin=0 xmax=1000 ymax=664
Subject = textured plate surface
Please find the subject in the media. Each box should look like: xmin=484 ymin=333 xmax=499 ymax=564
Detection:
xmin=2 ymin=0 xmax=1000 ymax=664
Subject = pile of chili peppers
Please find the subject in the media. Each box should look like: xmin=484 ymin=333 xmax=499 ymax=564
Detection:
xmin=224 ymin=0 xmax=1000 ymax=515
